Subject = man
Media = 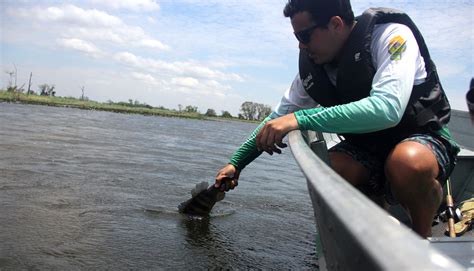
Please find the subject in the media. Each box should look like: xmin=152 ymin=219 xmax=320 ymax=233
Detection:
xmin=215 ymin=0 xmax=459 ymax=238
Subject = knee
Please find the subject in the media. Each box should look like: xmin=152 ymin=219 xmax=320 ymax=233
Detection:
xmin=385 ymin=142 xmax=438 ymax=189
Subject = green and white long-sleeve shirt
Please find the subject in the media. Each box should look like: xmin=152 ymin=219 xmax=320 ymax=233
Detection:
xmin=229 ymin=23 xmax=459 ymax=170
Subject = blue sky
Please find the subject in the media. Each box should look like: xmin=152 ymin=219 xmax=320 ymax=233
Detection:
xmin=1 ymin=0 xmax=472 ymax=115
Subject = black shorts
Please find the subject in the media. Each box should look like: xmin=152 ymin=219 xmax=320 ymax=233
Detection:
xmin=328 ymin=133 xmax=458 ymax=205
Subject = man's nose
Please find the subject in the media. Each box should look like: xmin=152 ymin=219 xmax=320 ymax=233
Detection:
xmin=299 ymin=42 xmax=307 ymax=49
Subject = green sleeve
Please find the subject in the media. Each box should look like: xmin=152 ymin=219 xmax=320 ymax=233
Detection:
xmin=228 ymin=112 xmax=278 ymax=170
xmin=294 ymin=96 xmax=401 ymax=133
xmin=294 ymin=103 xmax=461 ymax=155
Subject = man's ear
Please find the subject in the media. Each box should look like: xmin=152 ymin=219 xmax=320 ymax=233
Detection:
xmin=329 ymin=16 xmax=344 ymax=31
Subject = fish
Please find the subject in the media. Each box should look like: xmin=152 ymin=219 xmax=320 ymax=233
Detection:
xmin=178 ymin=181 xmax=225 ymax=216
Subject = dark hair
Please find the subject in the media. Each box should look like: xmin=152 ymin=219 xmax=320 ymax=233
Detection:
xmin=283 ymin=0 xmax=354 ymax=26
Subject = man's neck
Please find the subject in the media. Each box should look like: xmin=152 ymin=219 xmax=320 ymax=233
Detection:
xmin=333 ymin=21 xmax=357 ymax=64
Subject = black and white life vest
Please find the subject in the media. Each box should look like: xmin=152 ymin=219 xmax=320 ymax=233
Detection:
xmin=299 ymin=8 xmax=451 ymax=148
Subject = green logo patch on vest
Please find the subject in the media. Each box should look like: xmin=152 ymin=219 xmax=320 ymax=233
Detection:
xmin=388 ymin=35 xmax=407 ymax=60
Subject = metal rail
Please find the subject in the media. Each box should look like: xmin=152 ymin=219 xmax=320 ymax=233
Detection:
xmin=288 ymin=130 xmax=463 ymax=270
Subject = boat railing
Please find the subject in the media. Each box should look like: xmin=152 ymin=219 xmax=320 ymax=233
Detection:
xmin=288 ymin=130 xmax=463 ymax=270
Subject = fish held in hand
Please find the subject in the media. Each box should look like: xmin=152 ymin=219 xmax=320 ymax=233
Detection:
xmin=178 ymin=181 xmax=225 ymax=216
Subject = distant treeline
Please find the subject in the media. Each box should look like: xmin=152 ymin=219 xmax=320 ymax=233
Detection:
xmin=2 ymin=68 xmax=271 ymax=121
xmin=0 ymin=90 xmax=271 ymax=122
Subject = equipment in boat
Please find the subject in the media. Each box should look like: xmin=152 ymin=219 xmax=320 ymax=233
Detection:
xmin=442 ymin=198 xmax=474 ymax=237
xmin=445 ymin=179 xmax=457 ymax=237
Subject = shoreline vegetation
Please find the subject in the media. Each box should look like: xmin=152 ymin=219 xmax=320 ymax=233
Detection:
xmin=0 ymin=90 xmax=257 ymax=122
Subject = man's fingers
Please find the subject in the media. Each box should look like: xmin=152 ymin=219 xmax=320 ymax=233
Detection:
xmin=234 ymin=170 xmax=241 ymax=180
xmin=215 ymin=175 xmax=228 ymax=188
xmin=260 ymin=125 xmax=276 ymax=155
xmin=256 ymin=125 xmax=266 ymax=151
xmin=264 ymin=149 xmax=274 ymax=155
xmin=217 ymin=177 xmax=238 ymax=191
xmin=258 ymin=125 xmax=269 ymax=152
xmin=275 ymin=134 xmax=287 ymax=152
xmin=215 ymin=164 xmax=239 ymax=191
xmin=265 ymin=126 xmax=276 ymax=149
xmin=257 ymin=122 xmax=286 ymax=155
xmin=276 ymin=142 xmax=287 ymax=148
xmin=275 ymin=133 xmax=285 ymax=147
xmin=223 ymin=179 xmax=238 ymax=191
xmin=219 ymin=180 xmax=229 ymax=191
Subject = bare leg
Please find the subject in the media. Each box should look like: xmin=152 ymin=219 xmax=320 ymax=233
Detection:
xmin=330 ymin=151 xmax=386 ymax=207
xmin=329 ymin=151 xmax=370 ymax=187
xmin=385 ymin=141 xmax=442 ymax=238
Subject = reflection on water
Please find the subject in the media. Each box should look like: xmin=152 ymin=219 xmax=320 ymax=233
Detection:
xmin=0 ymin=103 xmax=318 ymax=269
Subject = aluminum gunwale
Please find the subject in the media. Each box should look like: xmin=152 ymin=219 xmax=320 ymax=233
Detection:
xmin=288 ymin=130 xmax=463 ymax=270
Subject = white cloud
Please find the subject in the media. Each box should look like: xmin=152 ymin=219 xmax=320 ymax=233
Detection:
xmin=109 ymin=52 xmax=236 ymax=100
xmin=147 ymin=16 xmax=157 ymax=24
xmin=131 ymin=72 xmax=160 ymax=85
xmin=57 ymin=38 xmax=102 ymax=57
xmin=138 ymin=39 xmax=169 ymax=50
xmin=115 ymin=52 xmax=141 ymax=66
xmin=167 ymin=78 xmax=231 ymax=97
xmin=88 ymin=0 xmax=160 ymax=12
xmin=71 ymin=28 xmax=125 ymax=43
xmin=12 ymin=5 xmax=123 ymax=27
xmin=8 ymin=4 xmax=168 ymax=51
xmin=113 ymin=52 xmax=243 ymax=82
xmin=171 ymin=77 xmax=199 ymax=88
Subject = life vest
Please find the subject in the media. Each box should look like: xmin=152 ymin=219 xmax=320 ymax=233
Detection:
xmin=299 ymin=8 xmax=451 ymax=148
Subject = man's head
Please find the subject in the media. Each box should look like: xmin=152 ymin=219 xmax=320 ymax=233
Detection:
xmin=284 ymin=0 xmax=355 ymax=64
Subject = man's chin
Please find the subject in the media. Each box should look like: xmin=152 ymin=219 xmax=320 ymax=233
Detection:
xmin=311 ymin=58 xmax=324 ymax=65
xmin=311 ymin=56 xmax=335 ymax=65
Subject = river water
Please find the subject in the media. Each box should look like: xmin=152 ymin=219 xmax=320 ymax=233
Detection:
xmin=0 ymin=103 xmax=318 ymax=269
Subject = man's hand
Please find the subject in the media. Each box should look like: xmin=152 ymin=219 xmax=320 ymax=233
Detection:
xmin=256 ymin=113 xmax=299 ymax=155
xmin=215 ymin=164 xmax=240 ymax=192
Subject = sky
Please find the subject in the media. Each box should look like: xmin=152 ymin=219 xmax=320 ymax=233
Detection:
xmin=1 ymin=0 xmax=473 ymax=115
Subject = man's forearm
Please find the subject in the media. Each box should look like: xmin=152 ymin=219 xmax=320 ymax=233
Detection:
xmin=294 ymin=95 xmax=402 ymax=134
xmin=228 ymin=112 xmax=278 ymax=170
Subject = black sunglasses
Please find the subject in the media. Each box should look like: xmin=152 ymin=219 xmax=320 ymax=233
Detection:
xmin=294 ymin=24 xmax=320 ymax=44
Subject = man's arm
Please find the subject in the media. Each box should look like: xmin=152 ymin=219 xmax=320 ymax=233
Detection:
xmin=215 ymin=75 xmax=317 ymax=190
xmin=229 ymin=74 xmax=318 ymax=170
xmin=228 ymin=112 xmax=279 ymax=170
